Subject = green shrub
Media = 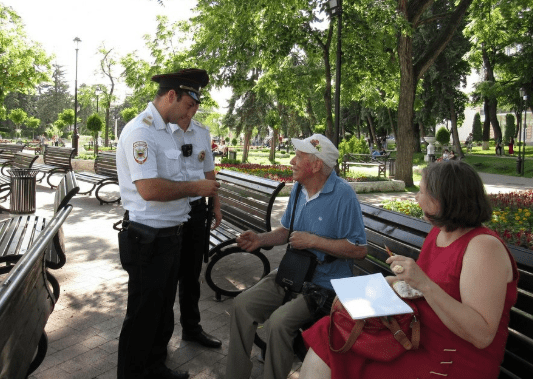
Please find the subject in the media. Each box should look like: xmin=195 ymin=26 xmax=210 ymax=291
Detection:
xmin=338 ymin=135 xmax=370 ymax=163
xmin=504 ymin=114 xmax=515 ymax=144
xmin=472 ymin=113 xmax=483 ymax=142
xmin=436 ymin=127 xmax=451 ymax=146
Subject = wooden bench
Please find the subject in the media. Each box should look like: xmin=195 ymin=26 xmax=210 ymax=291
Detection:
xmin=32 ymin=146 xmax=76 ymax=188
xmin=0 ymin=204 xmax=73 ymax=378
xmin=342 ymin=153 xmax=389 ymax=178
xmin=0 ymin=172 xmax=77 ymax=378
xmin=0 ymin=171 xmax=79 ymax=271
xmin=357 ymin=203 xmax=533 ymax=379
xmin=0 ymin=143 xmax=25 ymax=175
xmin=75 ymin=151 xmax=120 ymax=205
xmin=204 ymin=169 xmax=285 ymax=300
xmin=0 ymin=152 xmax=40 ymax=206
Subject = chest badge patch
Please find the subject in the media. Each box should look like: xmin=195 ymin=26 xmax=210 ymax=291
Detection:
xmin=133 ymin=141 xmax=148 ymax=164
xmin=198 ymin=150 xmax=206 ymax=162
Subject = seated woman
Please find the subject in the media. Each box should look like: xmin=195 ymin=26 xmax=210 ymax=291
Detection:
xmin=300 ymin=160 xmax=518 ymax=379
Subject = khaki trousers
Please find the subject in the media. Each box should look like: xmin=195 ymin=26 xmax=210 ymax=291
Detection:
xmin=226 ymin=270 xmax=314 ymax=379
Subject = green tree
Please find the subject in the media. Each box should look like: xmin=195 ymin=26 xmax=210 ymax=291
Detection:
xmin=35 ymin=64 xmax=72 ymax=134
xmin=0 ymin=5 xmax=52 ymax=116
xmin=98 ymin=45 xmax=122 ymax=146
xmin=86 ymin=113 xmax=104 ymax=155
xmin=7 ymin=108 xmax=27 ymax=137
xmin=504 ymin=114 xmax=515 ymax=144
xmin=395 ymin=0 xmax=473 ymax=186
xmin=436 ymin=127 xmax=451 ymax=147
xmin=121 ymin=107 xmax=138 ymax=123
xmin=26 ymin=116 xmax=40 ymax=139
xmin=472 ymin=113 xmax=482 ymax=141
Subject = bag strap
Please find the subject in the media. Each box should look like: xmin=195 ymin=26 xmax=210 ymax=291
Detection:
xmin=287 ymin=183 xmax=302 ymax=244
xmin=380 ymin=315 xmax=420 ymax=351
xmin=328 ymin=297 xmax=365 ymax=353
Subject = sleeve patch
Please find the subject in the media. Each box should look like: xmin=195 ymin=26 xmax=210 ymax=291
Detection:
xmin=133 ymin=141 xmax=148 ymax=164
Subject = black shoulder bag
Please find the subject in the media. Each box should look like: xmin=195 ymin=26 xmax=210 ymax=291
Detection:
xmin=275 ymin=184 xmax=318 ymax=294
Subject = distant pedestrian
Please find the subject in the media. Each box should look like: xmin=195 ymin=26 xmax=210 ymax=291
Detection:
xmin=509 ymin=137 xmax=514 ymax=155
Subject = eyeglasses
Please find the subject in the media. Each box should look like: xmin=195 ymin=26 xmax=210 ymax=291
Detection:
xmin=181 ymin=144 xmax=193 ymax=157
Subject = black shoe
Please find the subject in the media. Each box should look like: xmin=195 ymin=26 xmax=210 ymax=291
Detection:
xmin=145 ymin=365 xmax=189 ymax=379
xmin=182 ymin=330 xmax=222 ymax=348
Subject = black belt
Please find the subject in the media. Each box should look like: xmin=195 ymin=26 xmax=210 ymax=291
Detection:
xmin=190 ymin=198 xmax=206 ymax=208
xmin=156 ymin=224 xmax=183 ymax=237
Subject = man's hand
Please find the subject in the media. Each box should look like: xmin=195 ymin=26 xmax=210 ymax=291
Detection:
xmin=195 ymin=179 xmax=220 ymax=197
xmin=236 ymin=231 xmax=261 ymax=252
xmin=288 ymin=231 xmax=316 ymax=250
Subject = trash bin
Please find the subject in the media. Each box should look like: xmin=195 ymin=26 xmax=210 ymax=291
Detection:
xmin=388 ymin=158 xmax=396 ymax=178
xmin=8 ymin=168 xmax=39 ymax=214
xmin=228 ymin=150 xmax=237 ymax=160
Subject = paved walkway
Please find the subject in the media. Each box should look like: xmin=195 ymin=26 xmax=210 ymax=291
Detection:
xmin=2 ymin=172 xmax=531 ymax=379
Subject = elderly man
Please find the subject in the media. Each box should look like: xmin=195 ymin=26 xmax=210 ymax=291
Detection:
xmin=226 ymin=134 xmax=368 ymax=379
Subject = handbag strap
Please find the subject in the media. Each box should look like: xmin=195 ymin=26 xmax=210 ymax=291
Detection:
xmin=328 ymin=297 xmax=365 ymax=353
xmin=380 ymin=315 xmax=420 ymax=350
xmin=287 ymin=183 xmax=302 ymax=244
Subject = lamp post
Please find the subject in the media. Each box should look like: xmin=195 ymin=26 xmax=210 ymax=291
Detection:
xmin=329 ymin=0 xmax=342 ymax=147
xmin=95 ymin=86 xmax=101 ymax=113
xmin=73 ymin=37 xmax=81 ymax=155
xmin=519 ymin=88 xmax=527 ymax=176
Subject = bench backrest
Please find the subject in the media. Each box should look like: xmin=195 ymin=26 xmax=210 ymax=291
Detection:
xmin=94 ymin=151 xmax=118 ymax=178
xmin=358 ymin=203 xmax=533 ymax=379
xmin=43 ymin=146 xmax=75 ymax=170
xmin=0 ymin=143 xmax=25 ymax=160
xmin=12 ymin=152 xmax=39 ymax=169
xmin=216 ymin=169 xmax=285 ymax=233
xmin=0 ymin=205 xmax=73 ymax=379
xmin=54 ymin=170 xmax=80 ymax=212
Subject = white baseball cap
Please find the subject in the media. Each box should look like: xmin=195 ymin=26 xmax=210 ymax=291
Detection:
xmin=291 ymin=134 xmax=339 ymax=168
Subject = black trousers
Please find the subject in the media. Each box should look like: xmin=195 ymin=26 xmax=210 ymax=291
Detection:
xmin=178 ymin=200 xmax=207 ymax=335
xmin=117 ymin=229 xmax=183 ymax=379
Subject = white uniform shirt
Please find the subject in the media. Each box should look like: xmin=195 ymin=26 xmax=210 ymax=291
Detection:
xmin=116 ymin=102 xmax=190 ymax=228
xmin=171 ymin=119 xmax=215 ymax=202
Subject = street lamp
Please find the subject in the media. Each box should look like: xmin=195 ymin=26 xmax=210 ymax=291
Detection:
xmin=329 ymin=0 xmax=342 ymax=147
xmin=73 ymin=37 xmax=81 ymax=155
xmin=519 ymin=88 xmax=527 ymax=176
xmin=95 ymin=86 xmax=101 ymax=113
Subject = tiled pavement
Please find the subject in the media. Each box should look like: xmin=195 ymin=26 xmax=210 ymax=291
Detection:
xmin=2 ymin=171 xmax=532 ymax=379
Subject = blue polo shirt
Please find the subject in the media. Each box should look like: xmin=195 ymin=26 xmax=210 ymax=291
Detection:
xmin=280 ymin=172 xmax=367 ymax=290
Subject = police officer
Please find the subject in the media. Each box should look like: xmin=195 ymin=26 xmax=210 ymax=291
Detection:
xmin=170 ymin=73 xmax=224 ymax=348
xmin=116 ymin=69 xmax=219 ymax=379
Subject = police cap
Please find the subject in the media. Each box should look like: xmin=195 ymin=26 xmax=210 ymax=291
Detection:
xmin=151 ymin=68 xmax=209 ymax=103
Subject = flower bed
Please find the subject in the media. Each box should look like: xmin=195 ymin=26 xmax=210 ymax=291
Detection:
xmin=215 ymin=163 xmax=384 ymax=183
xmin=382 ymin=190 xmax=533 ymax=250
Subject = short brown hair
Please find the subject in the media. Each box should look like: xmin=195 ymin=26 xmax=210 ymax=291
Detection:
xmin=422 ymin=160 xmax=492 ymax=232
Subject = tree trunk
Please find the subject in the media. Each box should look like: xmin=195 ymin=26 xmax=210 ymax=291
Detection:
xmin=396 ymin=22 xmax=416 ymax=187
xmin=269 ymin=128 xmax=278 ymax=162
xmin=304 ymin=97 xmax=316 ymax=136
xmin=242 ymin=130 xmax=252 ymax=162
xmin=322 ymin=28 xmax=334 ymax=141
xmin=449 ymin=97 xmax=463 ymax=158
xmin=483 ymin=99 xmax=491 ymax=150
xmin=388 ymin=108 xmax=397 ymax=139
xmin=367 ymin=115 xmax=378 ymax=149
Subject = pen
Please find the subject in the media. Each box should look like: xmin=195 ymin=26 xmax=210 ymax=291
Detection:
xmin=385 ymin=245 xmax=394 ymax=257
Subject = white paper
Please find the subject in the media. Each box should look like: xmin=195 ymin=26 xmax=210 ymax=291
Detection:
xmin=331 ymin=273 xmax=414 ymax=320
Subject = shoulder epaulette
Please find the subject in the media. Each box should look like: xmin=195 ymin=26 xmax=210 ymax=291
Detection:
xmin=142 ymin=115 xmax=153 ymax=126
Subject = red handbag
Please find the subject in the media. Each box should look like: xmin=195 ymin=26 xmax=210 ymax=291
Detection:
xmin=328 ymin=296 xmax=420 ymax=362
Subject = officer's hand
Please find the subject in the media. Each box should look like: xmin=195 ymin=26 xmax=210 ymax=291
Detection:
xmin=196 ymin=179 xmax=220 ymax=197
xmin=236 ymin=231 xmax=261 ymax=252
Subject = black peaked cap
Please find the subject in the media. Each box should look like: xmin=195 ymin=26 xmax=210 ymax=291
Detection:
xmin=151 ymin=68 xmax=209 ymax=91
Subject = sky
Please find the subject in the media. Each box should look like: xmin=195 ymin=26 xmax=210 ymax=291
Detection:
xmin=4 ymin=0 xmax=230 ymax=109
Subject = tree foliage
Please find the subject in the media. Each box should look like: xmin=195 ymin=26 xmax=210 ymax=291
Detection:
xmin=0 ymin=4 xmax=52 ymax=117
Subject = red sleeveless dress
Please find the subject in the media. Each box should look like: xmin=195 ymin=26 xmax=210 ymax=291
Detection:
xmin=303 ymin=226 xmax=518 ymax=379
